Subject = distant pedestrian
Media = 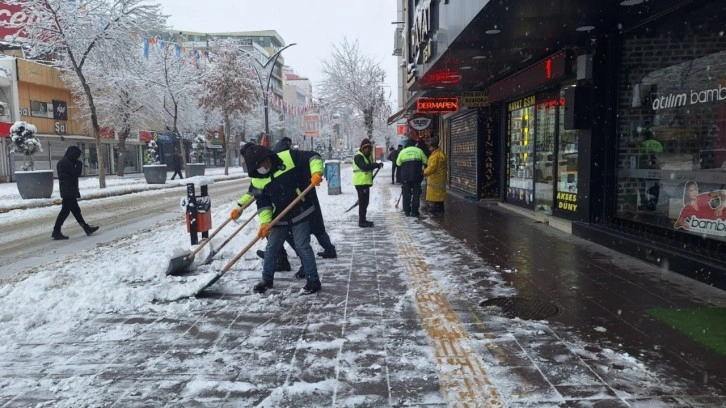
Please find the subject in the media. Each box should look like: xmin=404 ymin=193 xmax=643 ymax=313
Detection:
xmin=353 ymin=138 xmax=383 ymax=228
xmin=387 ymin=146 xmax=399 ymax=184
xmin=396 ymin=139 xmax=428 ymax=217
xmin=170 ymin=153 xmax=183 ymax=180
xmin=52 ymin=146 xmax=99 ymax=240
xmin=424 ymin=140 xmax=447 ymax=214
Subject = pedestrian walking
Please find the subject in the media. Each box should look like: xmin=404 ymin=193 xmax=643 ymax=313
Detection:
xmin=396 ymin=139 xmax=428 ymax=217
xmin=170 ymin=153 xmax=183 ymax=180
xmin=424 ymin=140 xmax=447 ymax=214
xmin=237 ymin=142 xmax=325 ymax=295
xmin=353 ymin=138 xmax=383 ymax=228
xmin=387 ymin=146 xmax=399 ymax=184
xmin=52 ymin=146 xmax=99 ymax=240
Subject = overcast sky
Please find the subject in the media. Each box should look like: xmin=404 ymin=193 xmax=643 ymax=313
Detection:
xmin=155 ymin=0 xmax=400 ymax=105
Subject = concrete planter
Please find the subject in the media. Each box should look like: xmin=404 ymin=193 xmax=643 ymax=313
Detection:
xmin=15 ymin=170 xmax=54 ymax=199
xmin=186 ymin=163 xmax=205 ymax=177
xmin=143 ymin=165 xmax=167 ymax=184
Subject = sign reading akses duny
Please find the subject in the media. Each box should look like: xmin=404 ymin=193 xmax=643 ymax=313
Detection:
xmin=416 ymin=97 xmax=458 ymax=114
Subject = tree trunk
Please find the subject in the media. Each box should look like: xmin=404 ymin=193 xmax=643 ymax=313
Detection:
xmin=364 ymin=107 xmax=374 ymax=140
xmin=223 ymin=114 xmax=230 ymax=176
xmin=177 ymin=128 xmax=188 ymax=173
xmin=117 ymin=136 xmax=126 ymax=177
xmin=78 ymin=69 xmax=106 ymax=188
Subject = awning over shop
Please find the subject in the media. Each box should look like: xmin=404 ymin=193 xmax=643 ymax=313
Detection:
xmin=387 ymin=107 xmax=409 ymax=125
xmin=387 ymin=91 xmax=426 ymax=125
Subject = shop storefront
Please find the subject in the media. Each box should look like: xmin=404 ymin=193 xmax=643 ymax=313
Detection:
xmin=613 ymin=4 xmax=726 ymax=243
xmin=504 ymin=90 xmax=580 ymax=216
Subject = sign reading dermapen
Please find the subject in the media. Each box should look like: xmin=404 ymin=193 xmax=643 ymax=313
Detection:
xmin=416 ymin=97 xmax=458 ymax=113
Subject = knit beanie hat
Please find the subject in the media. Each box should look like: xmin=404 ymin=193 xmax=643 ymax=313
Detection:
xmin=360 ymin=138 xmax=372 ymax=149
xmin=241 ymin=143 xmax=273 ymax=169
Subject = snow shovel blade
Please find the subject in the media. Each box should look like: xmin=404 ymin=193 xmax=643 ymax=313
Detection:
xmin=165 ymin=253 xmax=195 ymax=275
xmin=194 ymin=273 xmax=222 ymax=297
xmin=344 ymin=200 xmax=359 ymax=213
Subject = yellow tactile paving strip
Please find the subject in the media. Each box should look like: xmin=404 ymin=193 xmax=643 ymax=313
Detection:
xmin=385 ymin=201 xmax=503 ymax=407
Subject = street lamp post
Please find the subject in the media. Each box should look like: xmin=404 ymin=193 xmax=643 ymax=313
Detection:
xmin=248 ymin=43 xmax=296 ymax=146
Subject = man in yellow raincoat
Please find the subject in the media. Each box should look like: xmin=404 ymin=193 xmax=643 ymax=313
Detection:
xmin=424 ymin=140 xmax=447 ymax=213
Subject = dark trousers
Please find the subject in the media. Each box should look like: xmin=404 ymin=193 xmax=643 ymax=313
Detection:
xmin=391 ymin=165 xmax=397 ymax=183
xmin=54 ymin=197 xmax=86 ymax=232
xmin=401 ymin=181 xmax=421 ymax=216
xmin=355 ymin=185 xmax=370 ymax=223
xmin=171 ymin=169 xmax=183 ymax=180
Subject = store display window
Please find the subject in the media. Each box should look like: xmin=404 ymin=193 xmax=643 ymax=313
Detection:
xmin=615 ymin=5 xmax=725 ymax=241
xmin=507 ymin=95 xmax=535 ymax=208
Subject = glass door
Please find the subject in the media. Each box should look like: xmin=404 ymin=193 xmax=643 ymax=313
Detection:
xmin=507 ymin=99 xmax=535 ymax=208
xmin=534 ymin=99 xmax=557 ymax=214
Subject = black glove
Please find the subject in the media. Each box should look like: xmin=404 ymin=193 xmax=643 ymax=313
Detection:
xmin=378 ymin=163 xmax=384 ymax=169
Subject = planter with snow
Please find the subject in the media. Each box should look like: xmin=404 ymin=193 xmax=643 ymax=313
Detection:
xmin=143 ymin=164 xmax=167 ymax=184
xmin=15 ymin=170 xmax=54 ymax=199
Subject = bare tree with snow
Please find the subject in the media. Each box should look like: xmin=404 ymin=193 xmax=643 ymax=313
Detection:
xmin=65 ymin=36 xmax=160 ymax=176
xmin=143 ymin=40 xmax=207 ymax=171
xmin=199 ymin=43 xmax=259 ymax=175
xmin=5 ymin=0 xmax=165 ymax=188
xmin=319 ymin=38 xmax=389 ymax=141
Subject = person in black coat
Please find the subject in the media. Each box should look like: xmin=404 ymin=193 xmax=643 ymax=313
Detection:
xmin=52 ymin=146 xmax=99 ymax=240
xmin=171 ymin=153 xmax=183 ymax=180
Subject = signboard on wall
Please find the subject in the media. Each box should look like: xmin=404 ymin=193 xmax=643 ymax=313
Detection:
xmin=52 ymin=100 xmax=67 ymax=120
xmin=416 ymin=97 xmax=458 ymax=114
xmin=479 ymin=107 xmax=500 ymax=198
xmin=30 ymin=100 xmax=53 ymax=118
xmin=0 ymin=2 xmax=29 ymax=40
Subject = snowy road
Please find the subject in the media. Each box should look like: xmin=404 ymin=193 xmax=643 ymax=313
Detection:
xmin=0 ymin=178 xmax=249 ymax=282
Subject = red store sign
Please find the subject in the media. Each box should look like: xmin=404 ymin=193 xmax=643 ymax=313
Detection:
xmin=0 ymin=121 xmax=11 ymax=137
xmin=0 ymin=2 xmax=32 ymax=39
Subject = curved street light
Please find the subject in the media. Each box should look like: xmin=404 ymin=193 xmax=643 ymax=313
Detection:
xmin=247 ymin=43 xmax=296 ymax=146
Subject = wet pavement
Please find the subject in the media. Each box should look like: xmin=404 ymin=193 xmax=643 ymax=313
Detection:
xmin=2 ymin=181 xmax=726 ymax=406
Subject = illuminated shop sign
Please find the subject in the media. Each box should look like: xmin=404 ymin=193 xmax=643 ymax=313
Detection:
xmin=416 ymin=97 xmax=458 ymax=113
xmin=556 ymin=192 xmax=578 ymax=212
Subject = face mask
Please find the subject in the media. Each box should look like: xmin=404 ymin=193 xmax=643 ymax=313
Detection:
xmin=257 ymin=166 xmax=270 ymax=175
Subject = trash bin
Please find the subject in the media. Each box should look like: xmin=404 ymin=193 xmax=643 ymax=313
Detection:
xmin=324 ymin=160 xmax=341 ymax=195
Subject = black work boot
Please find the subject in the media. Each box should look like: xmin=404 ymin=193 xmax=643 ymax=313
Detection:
xmin=275 ymin=253 xmax=291 ymax=271
xmin=256 ymin=250 xmax=265 ymax=259
xmin=316 ymin=247 xmax=337 ymax=259
xmin=83 ymin=224 xmax=99 ymax=236
xmin=253 ymin=280 xmax=274 ymax=294
xmin=295 ymin=266 xmax=305 ymax=279
xmin=301 ymin=280 xmax=321 ymax=295
xmin=52 ymin=230 xmax=69 ymax=240
xmin=358 ymin=221 xmax=374 ymax=228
